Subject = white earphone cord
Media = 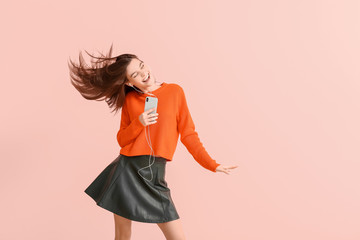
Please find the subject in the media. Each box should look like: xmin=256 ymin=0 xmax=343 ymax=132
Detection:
xmin=128 ymin=82 xmax=161 ymax=182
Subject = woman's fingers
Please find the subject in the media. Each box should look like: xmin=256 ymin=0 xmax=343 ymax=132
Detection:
xmin=145 ymin=107 xmax=156 ymax=114
xmin=222 ymin=170 xmax=230 ymax=175
xmin=147 ymin=112 xmax=159 ymax=124
xmin=216 ymin=165 xmax=239 ymax=174
xmin=149 ymin=114 xmax=159 ymax=121
xmin=226 ymin=165 xmax=239 ymax=169
xmin=139 ymin=108 xmax=159 ymax=126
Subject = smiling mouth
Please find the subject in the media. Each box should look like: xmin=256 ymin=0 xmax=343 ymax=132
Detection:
xmin=143 ymin=73 xmax=150 ymax=82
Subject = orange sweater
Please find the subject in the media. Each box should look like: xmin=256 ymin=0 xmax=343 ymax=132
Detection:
xmin=117 ymin=82 xmax=220 ymax=172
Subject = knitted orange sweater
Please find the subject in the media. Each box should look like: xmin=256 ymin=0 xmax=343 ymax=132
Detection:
xmin=117 ymin=82 xmax=220 ymax=172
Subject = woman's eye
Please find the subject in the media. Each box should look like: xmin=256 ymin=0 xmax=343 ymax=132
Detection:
xmin=133 ymin=64 xmax=144 ymax=77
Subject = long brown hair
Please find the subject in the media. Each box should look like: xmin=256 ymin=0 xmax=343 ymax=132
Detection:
xmin=68 ymin=44 xmax=139 ymax=115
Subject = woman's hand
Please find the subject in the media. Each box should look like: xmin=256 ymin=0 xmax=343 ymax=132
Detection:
xmin=215 ymin=165 xmax=238 ymax=175
xmin=139 ymin=107 xmax=159 ymax=127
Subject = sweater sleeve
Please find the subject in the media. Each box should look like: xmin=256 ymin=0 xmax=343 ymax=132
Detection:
xmin=176 ymin=86 xmax=220 ymax=172
xmin=117 ymin=97 xmax=145 ymax=148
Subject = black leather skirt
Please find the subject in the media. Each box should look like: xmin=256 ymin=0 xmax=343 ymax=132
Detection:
xmin=84 ymin=154 xmax=180 ymax=223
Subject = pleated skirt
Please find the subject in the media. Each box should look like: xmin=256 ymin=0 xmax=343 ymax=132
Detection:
xmin=84 ymin=154 xmax=180 ymax=223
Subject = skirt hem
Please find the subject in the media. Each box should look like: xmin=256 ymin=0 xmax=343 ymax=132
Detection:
xmin=87 ymin=192 xmax=180 ymax=223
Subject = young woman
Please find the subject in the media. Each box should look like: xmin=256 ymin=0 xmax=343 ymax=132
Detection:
xmin=68 ymin=45 xmax=238 ymax=240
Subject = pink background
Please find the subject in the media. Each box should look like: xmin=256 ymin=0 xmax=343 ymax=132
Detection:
xmin=1 ymin=0 xmax=360 ymax=239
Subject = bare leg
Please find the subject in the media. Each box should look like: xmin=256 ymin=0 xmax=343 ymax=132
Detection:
xmin=157 ymin=218 xmax=186 ymax=240
xmin=113 ymin=213 xmax=132 ymax=240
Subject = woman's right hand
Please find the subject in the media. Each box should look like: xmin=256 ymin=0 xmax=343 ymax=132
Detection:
xmin=139 ymin=107 xmax=159 ymax=126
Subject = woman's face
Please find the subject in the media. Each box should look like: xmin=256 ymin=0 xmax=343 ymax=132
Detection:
xmin=125 ymin=58 xmax=155 ymax=90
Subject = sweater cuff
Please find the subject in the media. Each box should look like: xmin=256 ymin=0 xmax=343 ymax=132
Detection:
xmin=211 ymin=162 xmax=221 ymax=172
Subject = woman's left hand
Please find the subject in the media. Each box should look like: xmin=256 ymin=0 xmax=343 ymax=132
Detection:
xmin=215 ymin=165 xmax=239 ymax=175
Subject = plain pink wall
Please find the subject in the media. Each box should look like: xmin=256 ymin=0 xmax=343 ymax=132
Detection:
xmin=1 ymin=0 xmax=360 ymax=239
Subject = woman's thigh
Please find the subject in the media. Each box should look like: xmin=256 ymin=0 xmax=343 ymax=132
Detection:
xmin=157 ymin=218 xmax=186 ymax=240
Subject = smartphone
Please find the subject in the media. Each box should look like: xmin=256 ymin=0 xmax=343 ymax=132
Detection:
xmin=144 ymin=96 xmax=158 ymax=114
